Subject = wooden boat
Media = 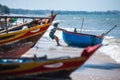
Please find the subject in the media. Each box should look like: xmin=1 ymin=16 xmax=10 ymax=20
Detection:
xmin=0 ymin=13 xmax=56 ymax=58
xmin=62 ymin=25 xmax=117 ymax=48
xmin=0 ymin=44 xmax=101 ymax=80
xmin=62 ymin=30 xmax=104 ymax=48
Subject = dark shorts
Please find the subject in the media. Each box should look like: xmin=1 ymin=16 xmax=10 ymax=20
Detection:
xmin=49 ymin=33 xmax=55 ymax=39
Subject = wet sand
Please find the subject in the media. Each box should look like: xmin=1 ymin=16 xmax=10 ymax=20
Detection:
xmin=23 ymin=37 xmax=120 ymax=80
xmin=71 ymin=52 xmax=120 ymax=80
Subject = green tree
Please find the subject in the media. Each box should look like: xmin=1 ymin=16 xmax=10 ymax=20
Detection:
xmin=0 ymin=4 xmax=10 ymax=14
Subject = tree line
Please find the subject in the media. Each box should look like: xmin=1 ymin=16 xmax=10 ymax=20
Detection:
xmin=0 ymin=4 xmax=120 ymax=15
xmin=10 ymin=9 xmax=120 ymax=15
xmin=0 ymin=4 xmax=10 ymax=14
xmin=10 ymin=8 xmax=47 ymax=15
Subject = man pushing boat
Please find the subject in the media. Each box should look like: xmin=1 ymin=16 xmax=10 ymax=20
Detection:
xmin=49 ymin=21 xmax=65 ymax=46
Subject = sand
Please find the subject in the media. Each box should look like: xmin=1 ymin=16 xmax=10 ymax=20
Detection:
xmin=23 ymin=37 xmax=120 ymax=80
xmin=71 ymin=52 xmax=120 ymax=80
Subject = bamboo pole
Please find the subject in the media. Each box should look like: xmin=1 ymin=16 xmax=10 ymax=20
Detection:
xmin=80 ymin=17 xmax=84 ymax=33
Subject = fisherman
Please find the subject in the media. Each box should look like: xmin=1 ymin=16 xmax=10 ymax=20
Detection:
xmin=49 ymin=21 xmax=65 ymax=46
xmin=7 ymin=18 xmax=13 ymax=28
xmin=0 ymin=19 xmax=6 ymax=30
xmin=7 ymin=18 xmax=18 ymax=28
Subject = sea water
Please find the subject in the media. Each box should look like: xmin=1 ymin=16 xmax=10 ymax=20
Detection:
xmin=42 ymin=13 xmax=120 ymax=63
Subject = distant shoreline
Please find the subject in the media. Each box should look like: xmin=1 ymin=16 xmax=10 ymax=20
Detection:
xmin=10 ymin=8 xmax=120 ymax=15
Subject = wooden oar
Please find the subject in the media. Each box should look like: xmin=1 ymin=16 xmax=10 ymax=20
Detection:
xmin=101 ymin=25 xmax=117 ymax=36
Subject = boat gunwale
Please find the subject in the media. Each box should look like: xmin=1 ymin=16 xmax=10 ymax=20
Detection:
xmin=63 ymin=30 xmax=104 ymax=38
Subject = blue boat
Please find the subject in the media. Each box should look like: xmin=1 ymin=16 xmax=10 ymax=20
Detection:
xmin=62 ymin=30 xmax=104 ymax=48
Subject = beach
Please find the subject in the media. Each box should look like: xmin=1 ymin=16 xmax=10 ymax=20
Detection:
xmin=71 ymin=51 xmax=120 ymax=80
xmin=1 ymin=1 xmax=120 ymax=80
xmin=23 ymin=35 xmax=120 ymax=80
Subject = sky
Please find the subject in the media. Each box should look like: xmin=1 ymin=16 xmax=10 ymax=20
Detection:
xmin=0 ymin=0 xmax=120 ymax=11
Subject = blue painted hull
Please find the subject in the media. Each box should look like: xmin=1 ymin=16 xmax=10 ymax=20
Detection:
xmin=62 ymin=31 xmax=103 ymax=48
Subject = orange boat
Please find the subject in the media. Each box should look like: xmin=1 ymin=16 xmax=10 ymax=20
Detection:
xmin=0 ymin=44 xmax=101 ymax=80
xmin=0 ymin=13 xmax=56 ymax=58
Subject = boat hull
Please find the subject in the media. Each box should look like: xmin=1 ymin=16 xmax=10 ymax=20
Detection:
xmin=0 ymin=33 xmax=44 ymax=57
xmin=0 ymin=14 xmax=57 ymax=58
xmin=62 ymin=31 xmax=103 ymax=47
xmin=0 ymin=44 xmax=101 ymax=79
xmin=0 ymin=24 xmax=51 ymax=58
xmin=8 ymin=69 xmax=73 ymax=80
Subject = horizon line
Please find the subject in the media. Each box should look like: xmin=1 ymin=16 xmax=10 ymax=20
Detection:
xmin=11 ymin=8 xmax=120 ymax=12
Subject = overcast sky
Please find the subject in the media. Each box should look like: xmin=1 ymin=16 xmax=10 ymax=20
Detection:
xmin=0 ymin=0 xmax=120 ymax=11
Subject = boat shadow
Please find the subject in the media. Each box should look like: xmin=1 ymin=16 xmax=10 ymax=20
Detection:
xmin=78 ymin=63 xmax=120 ymax=71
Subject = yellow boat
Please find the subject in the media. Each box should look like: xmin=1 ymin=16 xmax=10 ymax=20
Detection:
xmin=0 ymin=13 xmax=57 ymax=58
